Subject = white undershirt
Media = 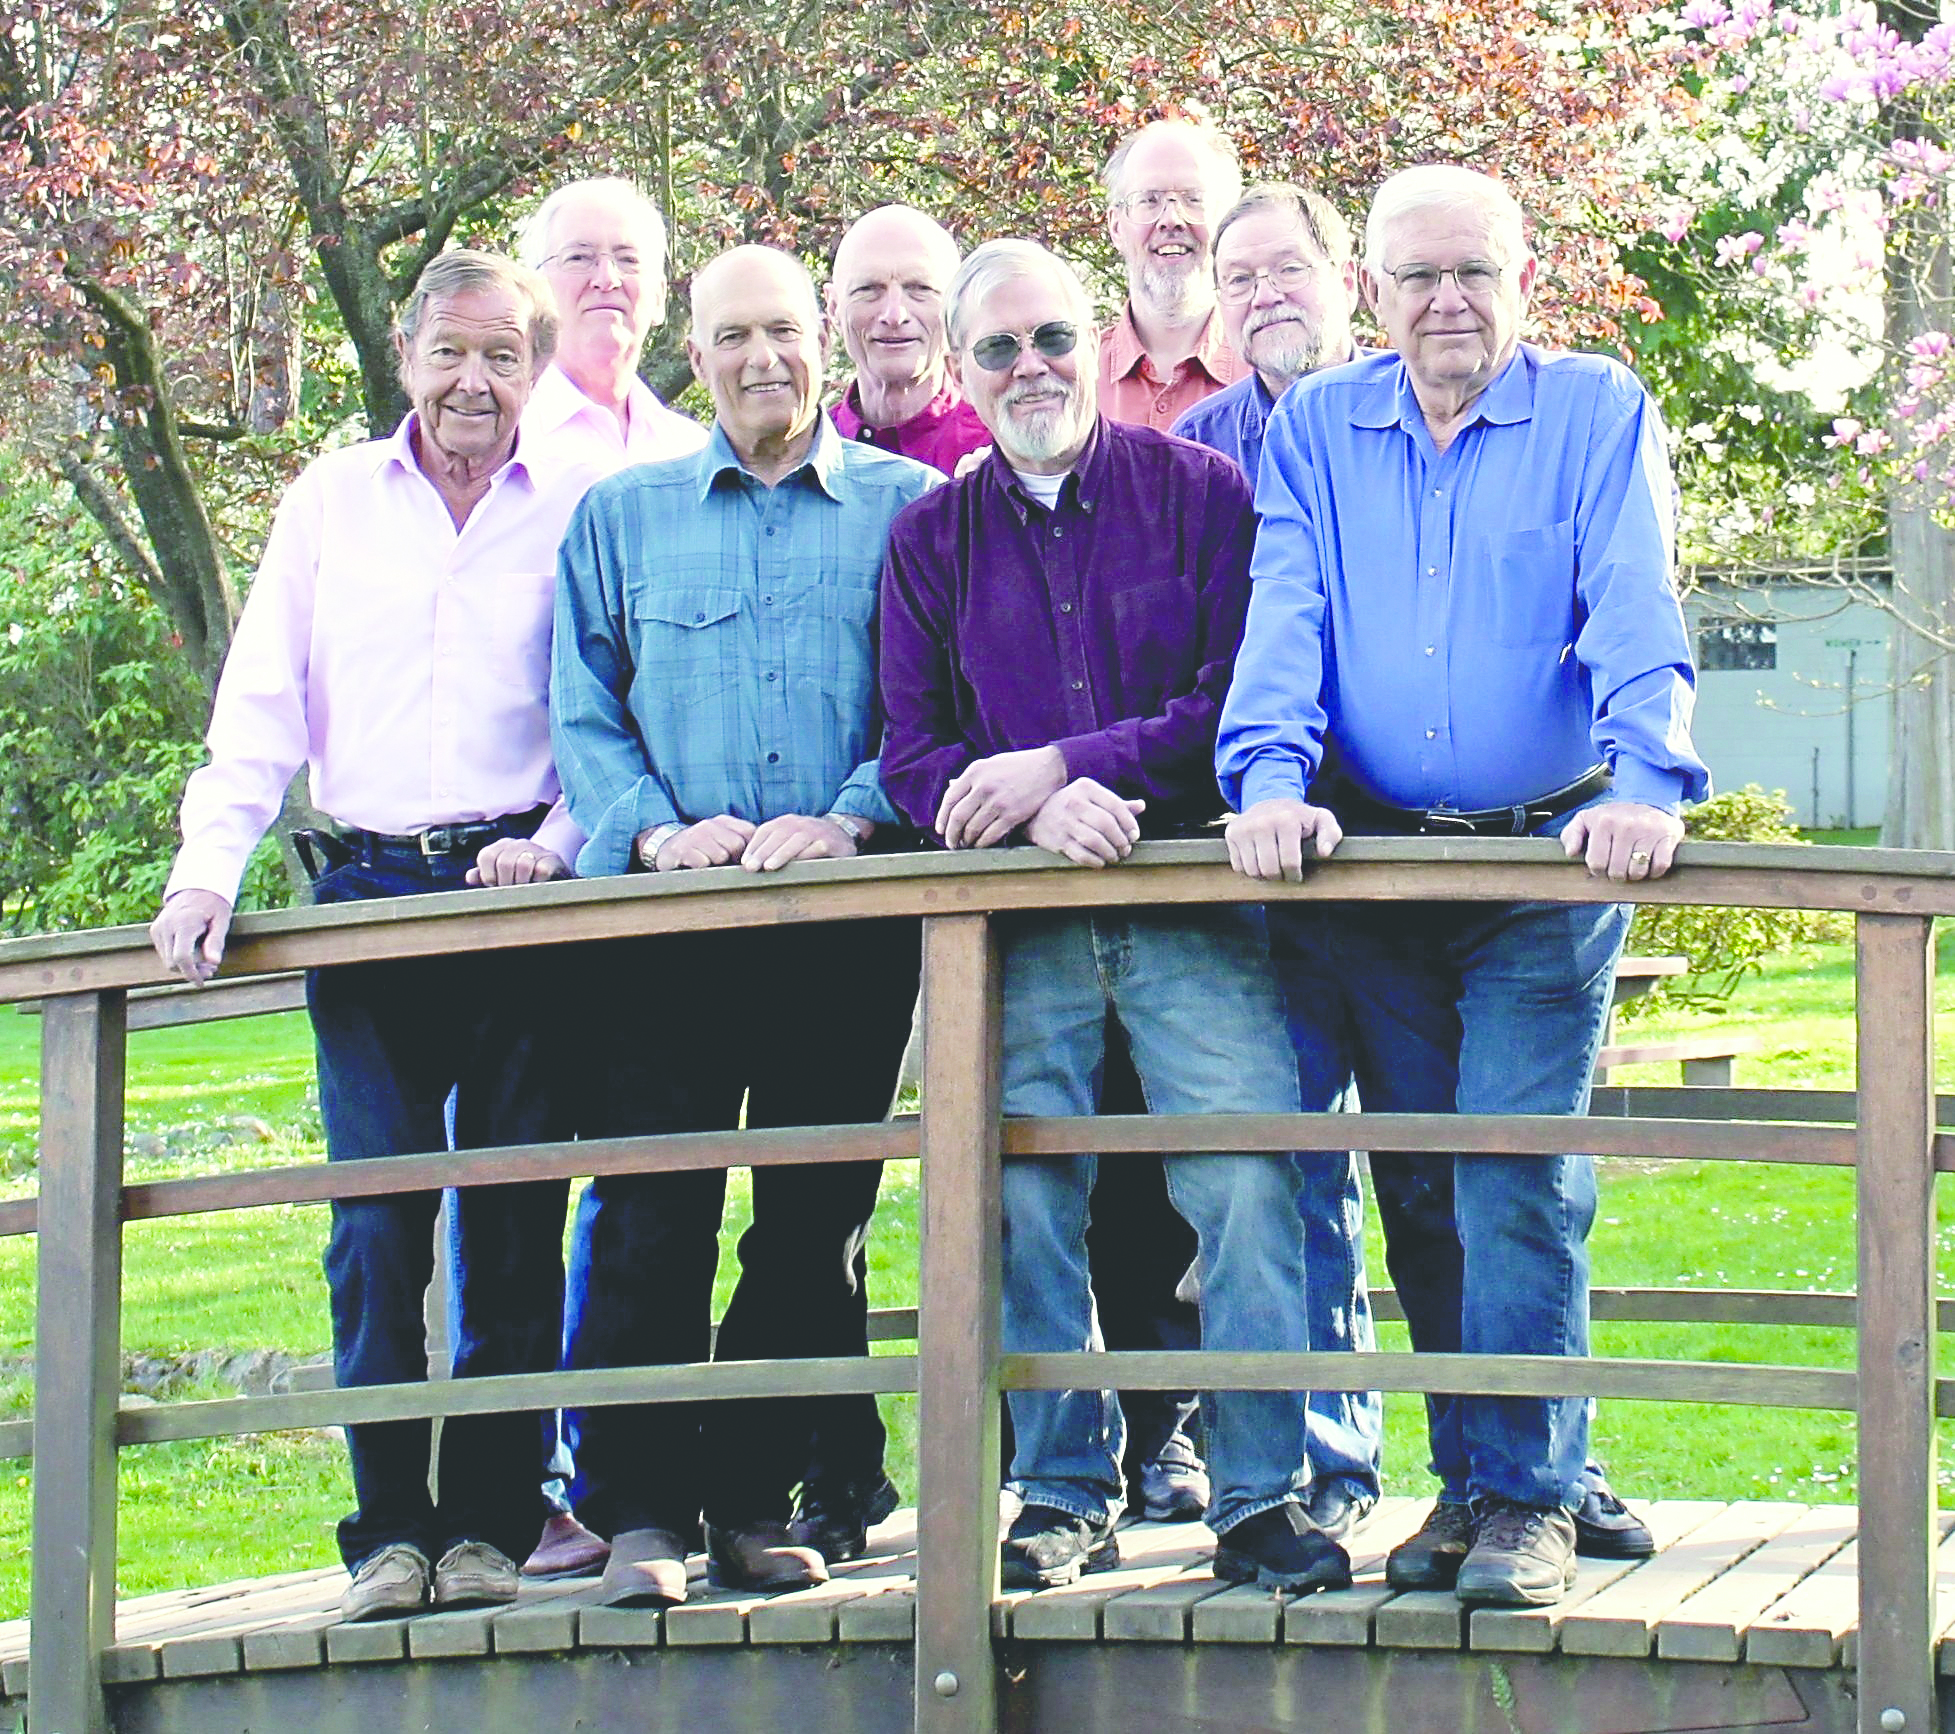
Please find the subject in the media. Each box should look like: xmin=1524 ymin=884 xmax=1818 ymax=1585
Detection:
xmin=1009 ymin=465 xmax=1069 ymax=509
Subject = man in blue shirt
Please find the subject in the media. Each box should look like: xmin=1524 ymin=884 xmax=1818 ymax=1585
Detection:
xmin=551 ymin=244 xmax=937 ymax=1607
xmin=1217 ymin=166 xmax=1708 ymax=1608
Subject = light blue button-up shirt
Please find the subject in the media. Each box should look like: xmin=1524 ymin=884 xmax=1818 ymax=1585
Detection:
xmin=552 ymin=415 xmax=938 ymax=877
xmin=1216 ymin=343 xmax=1709 ymax=817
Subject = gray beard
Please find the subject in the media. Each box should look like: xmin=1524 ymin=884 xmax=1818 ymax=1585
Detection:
xmin=1138 ymin=258 xmax=1207 ymax=320
xmin=1246 ymin=315 xmax=1328 ymax=390
xmin=998 ymin=388 xmax=1092 ymax=465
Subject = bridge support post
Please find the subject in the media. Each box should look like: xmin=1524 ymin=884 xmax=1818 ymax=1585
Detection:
xmin=1854 ymin=913 xmax=1936 ymax=1734
xmin=915 ymin=915 xmax=1002 ymax=1733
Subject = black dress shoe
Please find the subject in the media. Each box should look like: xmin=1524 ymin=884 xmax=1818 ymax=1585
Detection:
xmin=788 ymin=1472 xmax=901 ymax=1563
xmin=1212 ymin=1504 xmax=1353 ymax=1593
xmin=705 ymin=1520 xmax=828 ymax=1592
xmin=1573 ymin=1462 xmax=1655 ymax=1559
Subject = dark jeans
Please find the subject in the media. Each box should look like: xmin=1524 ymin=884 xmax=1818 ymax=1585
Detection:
xmin=564 ymin=918 xmax=920 ymax=1540
xmin=308 ymin=846 xmax=571 ymax=1569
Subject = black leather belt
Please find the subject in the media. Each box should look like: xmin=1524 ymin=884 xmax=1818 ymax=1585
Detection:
xmin=1331 ymin=765 xmax=1611 ymax=837
xmin=329 ymin=805 xmax=550 ymax=860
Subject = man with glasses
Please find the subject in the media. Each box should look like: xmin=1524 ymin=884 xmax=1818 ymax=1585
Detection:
xmin=880 ymin=239 xmax=1354 ymax=1596
xmin=1097 ymin=118 xmax=1246 ymax=430
xmin=1218 ymin=165 xmax=1707 ymax=1607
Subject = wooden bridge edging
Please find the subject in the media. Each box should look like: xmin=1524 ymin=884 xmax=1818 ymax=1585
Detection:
xmin=1 ymin=839 xmax=1952 ymax=1734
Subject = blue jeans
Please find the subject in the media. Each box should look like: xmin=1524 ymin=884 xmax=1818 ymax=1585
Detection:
xmin=1270 ymin=896 xmax=1630 ymax=1511
xmin=997 ymin=907 xmax=1327 ymax=1534
xmin=307 ymin=844 xmax=571 ymax=1569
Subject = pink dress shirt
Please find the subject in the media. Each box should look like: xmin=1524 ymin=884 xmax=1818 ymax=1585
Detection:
xmin=520 ymin=363 xmax=708 ymax=483
xmin=830 ymin=377 xmax=990 ymax=477
xmin=1096 ymin=303 xmax=1245 ymax=432
xmin=166 ymin=416 xmax=597 ymax=902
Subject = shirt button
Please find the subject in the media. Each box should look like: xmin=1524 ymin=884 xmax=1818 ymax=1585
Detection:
xmin=1425 ymin=728 xmax=1437 ymax=739
xmin=693 ymin=611 xmax=706 ymax=622
xmin=1059 ymin=602 xmax=1074 ymax=614
xmin=1432 ymin=487 xmax=1444 ymax=497
xmin=767 ymin=751 xmax=781 ymax=763
xmin=763 ymin=595 xmax=775 ymax=605
xmin=1427 ymin=566 xmax=1438 ymax=576
xmin=766 ymin=670 xmax=778 ymax=681
xmin=1053 ymin=525 xmax=1064 ymax=538
xmin=765 ymin=525 xmax=777 ymax=536
xmin=1071 ymin=679 xmax=1085 ymax=691
xmin=1425 ymin=646 xmax=1435 ymax=656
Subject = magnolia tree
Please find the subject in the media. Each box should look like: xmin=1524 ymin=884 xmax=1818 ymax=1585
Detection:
xmin=1655 ymin=0 xmax=1955 ymax=846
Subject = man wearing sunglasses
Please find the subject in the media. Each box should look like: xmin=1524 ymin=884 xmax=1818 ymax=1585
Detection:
xmin=881 ymin=239 xmax=1354 ymax=1596
xmin=1218 ymin=165 xmax=1707 ymax=1608
xmin=1097 ymin=118 xmax=1247 ymax=431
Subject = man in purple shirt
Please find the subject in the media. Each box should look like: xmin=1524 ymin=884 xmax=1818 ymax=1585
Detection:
xmin=880 ymin=239 xmax=1351 ymax=1595
xmin=828 ymin=205 xmax=988 ymax=475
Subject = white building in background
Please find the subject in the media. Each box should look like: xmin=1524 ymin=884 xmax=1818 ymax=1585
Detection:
xmin=1683 ymin=570 xmax=1892 ymax=831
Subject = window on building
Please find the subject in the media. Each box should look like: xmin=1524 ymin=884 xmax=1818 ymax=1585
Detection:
xmin=1697 ymin=621 xmax=1777 ymax=671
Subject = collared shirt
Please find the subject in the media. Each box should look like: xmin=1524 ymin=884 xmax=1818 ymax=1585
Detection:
xmin=521 ymin=363 xmax=707 ymax=488
xmin=552 ymin=414 xmax=939 ymax=877
xmin=166 ymin=416 xmax=589 ymax=902
xmin=1097 ymin=303 xmax=1245 ymax=431
xmin=1216 ymin=343 xmax=1710 ymax=817
xmin=1170 ymin=369 xmax=1280 ymax=483
xmin=831 ymin=376 xmax=990 ymax=477
xmin=880 ymin=416 xmax=1257 ymax=838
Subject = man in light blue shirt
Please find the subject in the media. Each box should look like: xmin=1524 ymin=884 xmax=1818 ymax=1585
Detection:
xmin=551 ymin=244 xmax=936 ymax=1609
xmin=1217 ymin=166 xmax=1708 ymax=1609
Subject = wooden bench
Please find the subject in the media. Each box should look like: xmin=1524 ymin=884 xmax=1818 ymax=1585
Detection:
xmin=1598 ymin=955 xmax=1753 ymax=1084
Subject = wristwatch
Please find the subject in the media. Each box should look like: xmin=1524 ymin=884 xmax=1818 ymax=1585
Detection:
xmin=637 ymin=822 xmax=687 ymax=871
xmin=825 ymin=812 xmax=868 ymax=845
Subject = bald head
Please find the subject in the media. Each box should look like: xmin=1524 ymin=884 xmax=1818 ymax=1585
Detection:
xmin=827 ymin=205 xmax=962 ymax=410
xmin=690 ymin=244 xmax=822 ymax=330
xmin=686 ymin=244 xmax=827 ymax=469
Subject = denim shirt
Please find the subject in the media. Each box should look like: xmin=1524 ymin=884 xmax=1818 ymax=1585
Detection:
xmin=552 ymin=415 xmax=938 ymax=877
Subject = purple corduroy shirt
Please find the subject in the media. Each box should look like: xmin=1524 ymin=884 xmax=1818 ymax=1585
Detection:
xmin=878 ymin=415 xmax=1256 ymax=840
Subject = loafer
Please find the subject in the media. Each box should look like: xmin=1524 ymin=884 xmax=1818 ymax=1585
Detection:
xmin=598 ymin=1526 xmax=692 ymax=1608
xmin=1574 ymin=1463 xmax=1655 ymax=1559
xmin=1212 ymin=1504 xmax=1353 ymax=1593
xmin=1001 ymin=1504 xmax=1120 ymax=1590
xmin=432 ymin=1540 xmax=520 ymax=1609
xmin=1301 ymin=1477 xmax=1378 ymax=1543
xmin=788 ymin=1472 xmax=902 ymax=1563
xmin=1385 ymin=1500 xmax=1476 ymax=1591
xmin=705 ymin=1520 xmax=828 ymax=1593
xmin=1135 ymin=1428 xmax=1210 ymax=1523
xmin=1455 ymin=1498 xmax=1578 ymax=1607
xmin=340 ymin=1541 xmax=430 ymax=1622
xmin=523 ymin=1510 xmax=612 ymax=1579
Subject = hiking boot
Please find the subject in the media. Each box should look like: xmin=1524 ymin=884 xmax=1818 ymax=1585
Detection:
xmin=1212 ymin=1504 xmax=1353 ymax=1593
xmin=1455 ymin=1498 xmax=1578 ymax=1607
xmin=1135 ymin=1428 xmax=1210 ymax=1523
xmin=1385 ymin=1500 xmax=1476 ymax=1591
xmin=1000 ymin=1504 xmax=1120 ymax=1590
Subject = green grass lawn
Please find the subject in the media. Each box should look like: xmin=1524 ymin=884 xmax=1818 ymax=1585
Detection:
xmin=0 ymin=925 xmax=1950 ymax=1618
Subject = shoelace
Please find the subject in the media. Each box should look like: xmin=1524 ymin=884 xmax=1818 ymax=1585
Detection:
xmin=1475 ymin=1501 xmax=1548 ymax=1551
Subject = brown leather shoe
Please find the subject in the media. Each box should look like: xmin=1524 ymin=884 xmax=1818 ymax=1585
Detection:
xmin=705 ymin=1520 xmax=828 ymax=1592
xmin=597 ymin=1526 xmax=691 ymax=1608
xmin=522 ymin=1511 xmax=612 ymax=1579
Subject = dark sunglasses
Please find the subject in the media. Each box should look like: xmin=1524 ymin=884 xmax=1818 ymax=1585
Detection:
xmin=969 ymin=320 xmax=1079 ymax=372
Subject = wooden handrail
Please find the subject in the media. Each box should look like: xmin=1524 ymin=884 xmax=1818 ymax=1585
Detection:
xmin=4 ymin=840 xmax=1946 ymax=1734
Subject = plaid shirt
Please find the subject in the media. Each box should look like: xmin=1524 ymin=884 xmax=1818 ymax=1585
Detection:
xmin=552 ymin=414 xmax=938 ymax=877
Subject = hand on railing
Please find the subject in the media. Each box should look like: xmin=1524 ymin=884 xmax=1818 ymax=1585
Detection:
xmin=936 ymin=744 xmax=1067 ymax=848
xmin=149 ymin=888 xmax=235 ymax=984
xmin=739 ymin=813 xmax=865 ymax=872
xmin=1223 ymin=798 xmax=1345 ymax=882
xmin=465 ymin=838 xmax=570 ymax=886
xmin=1561 ymin=802 xmax=1685 ymax=883
xmin=1024 ymin=780 xmax=1146 ymax=867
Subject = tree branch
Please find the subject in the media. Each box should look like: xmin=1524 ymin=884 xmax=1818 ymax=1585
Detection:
xmin=52 ymin=444 xmax=168 ymax=600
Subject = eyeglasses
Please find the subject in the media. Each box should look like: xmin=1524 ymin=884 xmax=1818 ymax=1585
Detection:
xmin=1120 ymin=188 xmax=1207 ymax=221
xmin=1379 ymin=260 xmax=1502 ymax=298
xmin=969 ymin=320 xmax=1080 ymax=373
xmin=544 ymin=245 xmax=647 ymax=278
xmin=1216 ymin=259 xmax=1321 ymax=304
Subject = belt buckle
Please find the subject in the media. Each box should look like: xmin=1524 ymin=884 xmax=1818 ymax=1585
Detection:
xmin=419 ymin=826 xmax=460 ymax=858
xmin=1420 ymin=808 xmax=1474 ymax=836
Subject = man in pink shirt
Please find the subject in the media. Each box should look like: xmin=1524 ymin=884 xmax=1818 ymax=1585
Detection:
xmin=1096 ymin=118 xmax=1247 ymax=432
xmin=827 ymin=204 xmax=988 ymax=475
xmin=151 ymin=250 xmax=586 ymax=1626
xmin=517 ymin=176 xmax=708 ymax=475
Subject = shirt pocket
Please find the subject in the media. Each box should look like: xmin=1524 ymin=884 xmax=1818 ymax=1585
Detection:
xmin=1107 ymin=574 xmax=1197 ymax=700
xmin=1485 ymin=519 xmax=1577 ymax=648
xmin=782 ymin=579 xmax=879 ymax=707
xmin=628 ymin=586 xmax=745 ymax=708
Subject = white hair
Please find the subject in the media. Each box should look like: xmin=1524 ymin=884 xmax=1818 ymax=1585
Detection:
xmin=944 ymin=239 xmax=1095 ymax=353
xmin=517 ymin=178 xmax=669 ymax=274
xmin=1363 ymin=166 xmax=1528 ymax=272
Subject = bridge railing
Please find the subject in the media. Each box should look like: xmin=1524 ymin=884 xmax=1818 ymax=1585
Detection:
xmin=0 ymin=837 xmax=1948 ymax=1734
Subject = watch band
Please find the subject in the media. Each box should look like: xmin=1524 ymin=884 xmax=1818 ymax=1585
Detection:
xmin=638 ymin=822 xmax=687 ymax=870
xmin=825 ymin=812 xmax=868 ymax=844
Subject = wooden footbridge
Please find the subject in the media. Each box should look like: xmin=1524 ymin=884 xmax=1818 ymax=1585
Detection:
xmin=0 ymin=838 xmax=1949 ymax=1733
